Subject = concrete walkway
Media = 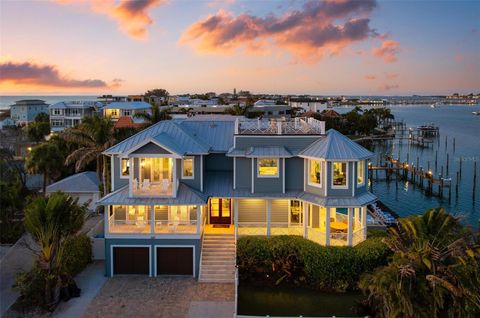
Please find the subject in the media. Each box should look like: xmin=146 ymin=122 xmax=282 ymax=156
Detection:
xmin=0 ymin=235 xmax=37 ymax=317
xmin=53 ymin=261 xmax=107 ymax=318
xmin=186 ymin=301 xmax=235 ymax=318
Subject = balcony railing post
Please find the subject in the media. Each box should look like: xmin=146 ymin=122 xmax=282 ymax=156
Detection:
xmin=325 ymin=207 xmax=331 ymax=246
xmin=303 ymin=203 xmax=308 ymax=239
xmin=361 ymin=206 xmax=367 ymax=240
xmin=150 ymin=205 xmax=155 ymax=234
xmin=196 ymin=206 xmax=201 ymax=234
xmin=347 ymin=208 xmax=353 ymax=246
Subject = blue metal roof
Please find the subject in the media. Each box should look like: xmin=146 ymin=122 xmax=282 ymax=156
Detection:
xmin=299 ymin=129 xmax=374 ymax=160
xmin=227 ymin=146 xmax=292 ymax=158
xmin=46 ymin=171 xmax=99 ymax=193
xmin=179 ymin=120 xmax=234 ymax=152
xmin=300 ymin=192 xmax=377 ymax=208
xmin=97 ymin=183 xmax=207 ymax=206
xmin=103 ymin=101 xmax=151 ymax=110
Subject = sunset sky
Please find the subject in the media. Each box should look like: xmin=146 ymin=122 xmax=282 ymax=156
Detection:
xmin=0 ymin=0 xmax=479 ymax=96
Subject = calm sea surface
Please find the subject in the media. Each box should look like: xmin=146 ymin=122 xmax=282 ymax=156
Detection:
xmin=338 ymin=104 xmax=480 ymax=227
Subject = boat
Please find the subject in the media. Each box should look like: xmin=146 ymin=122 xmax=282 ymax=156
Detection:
xmin=473 ymin=111 xmax=480 ymax=116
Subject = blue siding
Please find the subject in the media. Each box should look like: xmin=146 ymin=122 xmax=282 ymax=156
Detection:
xmin=253 ymin=158 xmax=283 ymax=193
xmin=285 ymin=158 xmax=304 ymax=191
xmin=180 ymin=155 xmax=202 ymax=191
xmin=105 ymin=238 xmax=201 ymax=277
xmin=235 ymin=158 xmax=251 ymax=190
xmin=132 ymin=142 xmax=171 ymax=155
xmin=112 ymin=156 xmax=128 ymax=191
xmin=205 ymin=153 xmax=232 ymax=171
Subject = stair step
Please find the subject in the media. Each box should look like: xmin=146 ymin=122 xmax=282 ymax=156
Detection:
xmin=202 ymin=260 xmax=235 ymax=265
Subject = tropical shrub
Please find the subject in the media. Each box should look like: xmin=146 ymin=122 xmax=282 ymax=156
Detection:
xmin=62 ymin=234 xmax=92 ymax=277
xmin=359 ymin=208 xmax=480 ymax=318
xmin=237 ymin=235 xmax=390 ymax=292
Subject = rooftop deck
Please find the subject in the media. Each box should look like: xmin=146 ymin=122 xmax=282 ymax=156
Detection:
xmin=235 ymin=117 xmax=325 ymax=135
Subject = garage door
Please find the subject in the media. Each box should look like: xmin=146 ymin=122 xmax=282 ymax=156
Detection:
xmin=156 ymin=247 xmax=193 ymax=276
xmin=113 ymin=247 xmax=150 ymax=275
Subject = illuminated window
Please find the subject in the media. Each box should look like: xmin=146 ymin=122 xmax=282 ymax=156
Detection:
xmin=182 ymin=157 xmax=194 ymax=179
xmin=308 ymin=160 xmax=322 ymax=186
xmin=257 ymin=158 xmax=279 ymax=177
xmin=357 ymin=160 xmax=365 ymax=186
xmin=121 ymin=158 xmax=129 ymax=177
xmin=332 ymin=162 xmax=348 ymax=188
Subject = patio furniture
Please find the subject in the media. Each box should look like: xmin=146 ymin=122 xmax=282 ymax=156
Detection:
xmin=142 ymin=179 xmax=150 ymax=190
xmin=161 ymin=179 xmax=170 ymax=192
xmin=330 ymin=221 xmax=347 ymax=232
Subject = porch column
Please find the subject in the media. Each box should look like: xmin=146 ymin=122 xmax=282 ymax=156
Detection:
xmin=361 ymin=206 xmax=367 ymax=240
xmin=104 ymin=206 xmax=109 ymax=234
xmin=266 ymin=199 xmax=271 ymax=237
xmin=303 ymin=203 xmax=308 ymax=239
xmin=325 ymin=207 xmax=331 ymax=246
xmin=129 ymin=158 xmax=133 ymax=197
xmin=234 ymin=199 xmax=239 ymax=239
xmin=347 ymin=208 xmax=353 ymax=246
xmin=150 ymin=205 xmax=154 ymax=234
xmin=196 ymin=206 xmax=201 ymax=234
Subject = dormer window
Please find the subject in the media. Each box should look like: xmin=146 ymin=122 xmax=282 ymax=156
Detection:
xmin=357 ymin=160 xmax=365 ymax=186
xmin=182 ymin=157 xmax=194 ymax=179
xmin=308 ymin=159 xmax=322 ymax=187
xmin=332 ymin=162 xmax=348 ymax=188
xmin=121 ymin=158 xmax=129 ymax=178
xmin=257 ymin=158 xmax=279 ymax=177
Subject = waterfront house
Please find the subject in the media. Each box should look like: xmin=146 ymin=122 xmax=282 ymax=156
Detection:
xmin=97 ymin=117 xmax=375 ymax=281
xmin=102 ymin=101 xmax=151 ymax=122
xmin=9 ymin=99 xmax=49 ymax=126
xmin=49 ymin=101 xmax=103 ymax=132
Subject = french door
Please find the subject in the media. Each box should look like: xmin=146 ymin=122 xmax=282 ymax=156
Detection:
xmin=209 ymin=198 xmax=231 ymax=224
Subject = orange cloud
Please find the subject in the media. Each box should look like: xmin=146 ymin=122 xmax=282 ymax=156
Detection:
xmin=0 ymin=61 xmax=121 ymax=89
xmin=372 ymin=40 xmax=401 ymax=63
xmin=364 ymin=75 xmax=376 ymax=80
xmin=55 ymin=0 xmax=166 ymax=40
xmin=379 ymin=83 xmax=399 ymax=91
xmin=180 ymin=0 xmax=380 ymax=63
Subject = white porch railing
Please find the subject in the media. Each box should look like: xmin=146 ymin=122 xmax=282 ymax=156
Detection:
xmin=352 ymin=228 xmax=364 ymax=246
xmin=154 ymin=220 xmax=197 ymax=234
xmin=235 ymin=118 xmax=325 ymax=135
xmin=108 ymin=218 xmax=198 ymax=235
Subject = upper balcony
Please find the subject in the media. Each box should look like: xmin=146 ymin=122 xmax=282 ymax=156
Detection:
xmin=235 ymin=117 xmax=325 ymax=135
xmin=130 ymin=157 xmax=176 ymax=197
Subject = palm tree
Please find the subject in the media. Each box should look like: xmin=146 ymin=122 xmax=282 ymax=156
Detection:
xmin=134 ymin=103 xmax=171 ymax=126
xmin=359 ymin=208 xmax=480 ymax=317
xmin=24 ymin=192 xmax=86 ymax=308
xmin=26 ymin=142 xmax=64 ymax=194
xmin=225 ymin=103 xmax=252 ymax=116
xmin=61 ymin=115 xmax=116 ymax=195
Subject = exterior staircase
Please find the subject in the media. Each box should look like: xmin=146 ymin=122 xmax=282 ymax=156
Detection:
xmin=199 ymin=233 xmax=236 ymax=283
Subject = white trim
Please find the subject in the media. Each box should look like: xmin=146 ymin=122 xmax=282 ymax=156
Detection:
xmin=357 ymin=160 xmax=365 ymax=188
xmin=105 ymin=233 xmax=201 ymax=240
xmin=129 ymin=158 xmax=133 ymax=197
xmin=303 ymin=159 xmax=306 ymax=191
xmin=119 ymin=157 xmax=130 ymax=179
xmin=129 ymin=154 xmax=179 ymax=158
xmin=256 ymin=158 xmax=280 ymax=178
xmin=181 ymin=157 xmax=195 ymax=180
xmin=233 ymin=157 xmax=236 ymax=190
xmin=331 ymin=161 xmax=349 ymax=189
xmin=200 ymin=155 xmax=203 ymax=192
xmin=352 ymin=162 xmax=355 ymax=196
xmin=282 ymin=158 xmax=285 ymax=194
xmin=154 ymin=245 xmax=196 ymax=277
xmin=251 ymin=158 xmax=254 ymax=193
xmin=324 ymin=161 xmax=327 ymax=196
xmin=110 ymin=245 xmax=152 ymax=277
xmin=110 ymin=155 xmax=116 ymax=191
xmin=306 ymin=158 xmax=322 ymax=188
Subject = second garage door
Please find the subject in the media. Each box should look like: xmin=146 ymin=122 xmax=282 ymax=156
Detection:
xmin=156 ymin=247 xmax=193 ymax=276
xmin=113 ymin=247 xmax=150 ymax=275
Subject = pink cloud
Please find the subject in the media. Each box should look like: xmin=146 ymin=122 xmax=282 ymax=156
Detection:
xmin=379 ymin=83 xmax=399 ymax=91
xmin=364 ymin=75 xmax=376 ymax=80
xmin=55 ymin=0 xmax=166 ymax=40
xmin=180 ymin=0 xmax=381 ymax=63
xmin=372 ymin=40 xmax=401 ymax=63
xmin=0 ymin=61 xmax=121 ymax=89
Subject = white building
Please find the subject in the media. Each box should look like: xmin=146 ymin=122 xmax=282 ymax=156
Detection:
xmin=49 ymin=101 xmax=103 ymax=131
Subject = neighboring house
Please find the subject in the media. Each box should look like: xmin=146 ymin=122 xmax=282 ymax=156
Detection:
xmin=0 ymin=117 xmax=15 ymax=129
xmin=250 ymin=104 xmax=292 ymax=117
xmin=98 ymin=116 xmax=376 ymax=281
xmin=46 ymin=171 xmax=100 ymax=211
xmin=9 ymin=100 xmax=49 ymax=125
xmin=103 ymin=102 xmax=151 ymax=122
xmin=49 ymin=101 xmax=104 ymax=132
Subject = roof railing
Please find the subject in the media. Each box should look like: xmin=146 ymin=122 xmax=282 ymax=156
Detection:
xmin=234 ymin=117 xmax=325 ymax=135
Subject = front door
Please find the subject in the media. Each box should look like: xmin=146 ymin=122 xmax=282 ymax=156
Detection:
xmin=209 ymin=198 xmax=231 ymax=224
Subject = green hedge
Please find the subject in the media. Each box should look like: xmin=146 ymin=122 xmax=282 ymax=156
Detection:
xmin=62 ymin=234 xmax=92 ymax=276
xmin=237 ymin=235 xmax=390 ymax=292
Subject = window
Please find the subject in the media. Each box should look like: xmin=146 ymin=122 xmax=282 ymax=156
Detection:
xmin=121 ymin=158 xmax=130 ymax=178
xmin=308 ymin=159 xmax=322 ymax=187
xmin=123 ymin=110 xmax=131 ymax=116
xmin=357 ymin=160 xmax=365 ymax=186
xmin=182 ymin=157 xmax=194 ymax=179
xmin=51 ymin=119 xmax=63 ymax=127
xmin=332 ymin=162 xmax=348 ymax=188
xmin=257 ymin=158 xmax=279 ymax=177
xmin=52 ymin=109 xmax=62 ymax=115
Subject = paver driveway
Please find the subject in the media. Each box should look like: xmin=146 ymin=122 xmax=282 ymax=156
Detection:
xmin=83 ymin=276 xmax=235 ymax=318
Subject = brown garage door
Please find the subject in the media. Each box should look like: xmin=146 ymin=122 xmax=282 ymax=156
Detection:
xmin=156 ymin=247 xmax=193 ymax=276
xmin=113 ymin=247 xmax=150 ymax=275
